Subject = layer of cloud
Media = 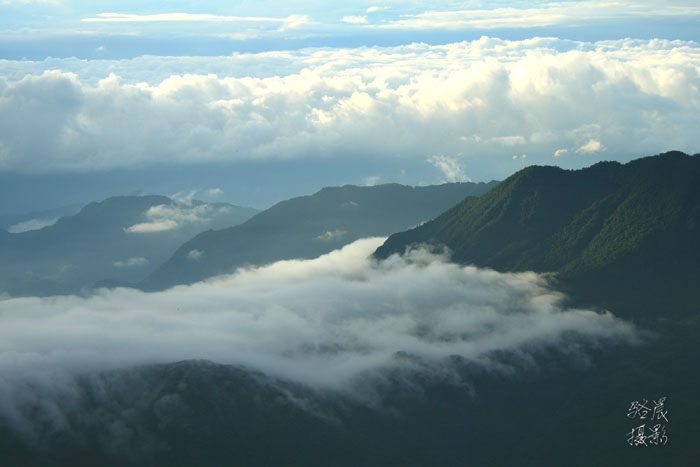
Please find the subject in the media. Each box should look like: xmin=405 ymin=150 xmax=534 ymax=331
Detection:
xmin=82 ymin=13 xmax=296 ymax=24
xmin=375 ymin=1 xmax=700 ymax=30
xmin=124 ymin=219 xmax=178 ymax=233
xmin=0 ymin=238 xmax=639 ymax=447
xmin=124 ymin=199 xmax=232 ymax=233
xmin=7 ymin=216 xmax=58 ymax=233
xmin=0 ymin=238 xmax=637 ymax=391
xmin=0 ymin=38 xmax=699 ymax=175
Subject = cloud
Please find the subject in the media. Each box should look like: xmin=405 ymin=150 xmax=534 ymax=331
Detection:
xmin=314 ymin=229 xmax=347 ymax=241
xmin=554 ymin=148 xmax=568 ymax=157
xmin=186 ymin=249 xmax=204 ymax=260
xmin=363 ymin=175 xmax=381 ymax=186
xmin=124 ymin=219 xmax=178 ymax=233
xmin=112 ymin=257 xmax=148 ymax=268
xmin=82 ymin=12 xmax=297 ymax=24
xmin=0 ymin=238 xmax=639 ymax=450
xmin=1 ymin=38 xmax=699 ymax=174
xmin=428 ymin=155 xmax=471 ymax=183
xmin=7 ymin=217 xmax=58 ymax=233
xmin=366 ymin=6 xmax=388 ymax=14
xmin=206 ymin=188 xmax=224 ymax=198
xmin=0 ymin=238 xmax=637 ymax=393
xmin=341 ymin=15 xmax=368 ymax=24
xmin=124 ymin=199 xmax=231 ymax=233
xmin=575 ymin=139 xmax=606 ymax=154
xmin=374 ymin=2 xmax=700 ymax=30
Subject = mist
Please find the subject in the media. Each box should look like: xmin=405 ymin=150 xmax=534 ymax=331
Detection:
xmin=0 ymin=237 xmax=638 ymax=406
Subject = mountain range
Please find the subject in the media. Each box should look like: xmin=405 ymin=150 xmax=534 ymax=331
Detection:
xmin=140 ymin=181 xmax=498 ymax=291
xmin=0 ymin=196 xmax=258 ymax=296
xmin=376 ymin=151 xmax=700 ymax=323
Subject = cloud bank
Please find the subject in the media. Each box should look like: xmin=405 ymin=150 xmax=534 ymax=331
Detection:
xmin=0 ymin=37 xmax=698 ymax=175
xmin=0 ymin=238 xmax=637 ymax=407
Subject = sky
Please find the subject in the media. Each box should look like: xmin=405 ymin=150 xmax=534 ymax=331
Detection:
xmin=1 ymin=1 xmax=700 ymax=212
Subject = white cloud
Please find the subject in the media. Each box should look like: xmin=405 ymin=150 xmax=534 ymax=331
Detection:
xmin=366 ymin=6 xmax=388 ymax=14
xmin=341 ymin=15 xmax=368 ymax=24
xmin=0 ymin=238 xmax=637 ymax=401
xmin=1 ymin=38 xmax=699 ymax=174
xmin=7 ymin=217 xmax=58 ymax=233
xmin=576 ymin=139 xmax=605 ymax=154
xmin=112 ymin=257 xmax=148 ymax=268
xmin=124 ymin=199 xmax=232 ymax=233
xmin=186 ymin=249 xmax=204 ymax=260
xmin=314 ymin=230 xmax=347 ymax=241
xmin=363 ymin=175 xmax=381 ymax=186
xmin=124 ymin=219 xmax=178 ymax=233
xmin=206 ymin=188 xmax=224 ymax=198
xmin=82 ymin=12 xmax=296 ymax=24
xmin=374 ymin=2 xmax=700 ymax=31
xmin=428 ymin=155 xmax=471 ymax=183
xmin=554 ymin=148 xmax=568 ymax=157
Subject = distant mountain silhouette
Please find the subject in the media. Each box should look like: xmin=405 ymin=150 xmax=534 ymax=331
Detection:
xmin=376 ymin=151 xmax=700 ymax=322
xmin=0 ymin=196 xmax=258 ymax=296
xmin=141 ymin=182 xmax=498 ymax=290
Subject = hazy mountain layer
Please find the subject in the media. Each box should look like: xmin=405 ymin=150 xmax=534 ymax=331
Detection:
xmin=0 ymin=196 xmax=258 ymax=296
xmin=141 ymin=181 xmax=498 ymax=290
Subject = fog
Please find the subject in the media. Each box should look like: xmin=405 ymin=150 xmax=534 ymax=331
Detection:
xmin=0 ymin=238 xmax=637 ymax=409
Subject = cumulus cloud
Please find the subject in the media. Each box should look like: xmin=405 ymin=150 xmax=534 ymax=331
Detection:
xmin=0 ymin=38 xmax=699 ymax=174
xmin=366 ymin=6 xmax=388 ymax=14
xmin=554 ymin=148 xmax=568 ymax=157
xmin=428 ymin=155 xmax=471 ymax=183
xmin=112 ymin=257 xmax=148 ymax=268
xmin=576 ymin=139 xmax=606 ymax=154
xmin=7 ymin=217 xmax=58 ymax=233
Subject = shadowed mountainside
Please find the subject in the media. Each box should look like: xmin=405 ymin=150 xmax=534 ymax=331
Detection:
xmin=375 ymin=151 xmax=700 ymax=322
xmin=0 ymin=196 xmax=258 ymax=296
xmin=141 ymin=181 xmax=498 ymax=291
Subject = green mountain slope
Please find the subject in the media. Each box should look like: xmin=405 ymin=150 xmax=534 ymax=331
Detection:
xmin=375 ymin=151 xmax=700 ymax=322
xmin=0 ymin=196 xmax=258 ymax=296
xmin=141 ymin=181 xmax=498 ymax=290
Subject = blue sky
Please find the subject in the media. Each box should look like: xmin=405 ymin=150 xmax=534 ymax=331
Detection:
xmin=1 ymin=1 xmax=700 ymax=212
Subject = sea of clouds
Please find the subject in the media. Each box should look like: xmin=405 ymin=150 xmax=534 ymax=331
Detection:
xmin=0 ymin=238 xmax=639 ymax=439
xmin=1 ymin=37 xmax=698 ymax=174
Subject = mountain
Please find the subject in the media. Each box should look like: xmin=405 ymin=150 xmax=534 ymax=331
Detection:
xmin=375 ymin=151 xmax=700 ymax=322
xmin=0 ymin=196 xmax=258 ymax=296
xmin=141 ymin=181 xmax=498 ymax=290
